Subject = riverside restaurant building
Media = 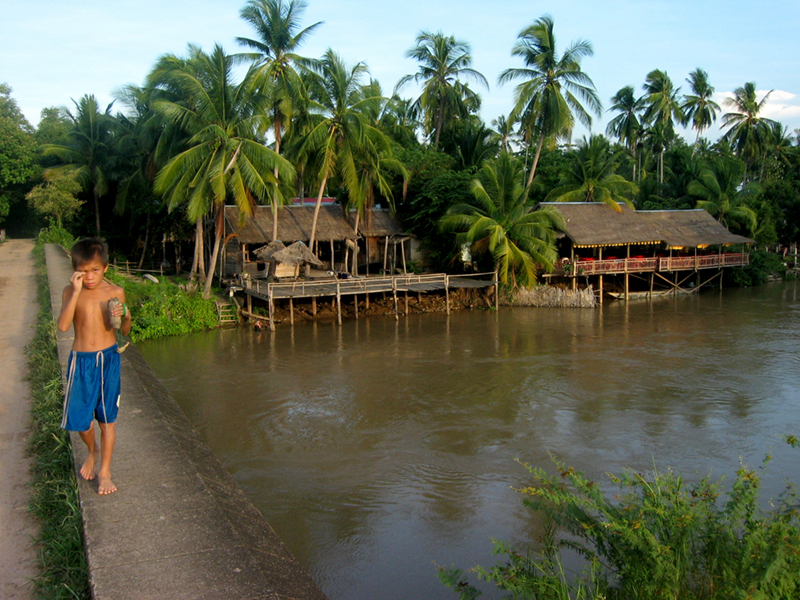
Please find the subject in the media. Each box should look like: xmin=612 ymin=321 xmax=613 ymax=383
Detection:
xmin=542 ymin=203 xmax=754 ymax=301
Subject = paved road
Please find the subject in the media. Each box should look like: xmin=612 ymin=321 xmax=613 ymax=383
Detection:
xmin=0 ymin=239 xmax=38 ymax=600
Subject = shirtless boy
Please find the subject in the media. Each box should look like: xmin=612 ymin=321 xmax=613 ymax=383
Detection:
xmin=58 ymin=238 xmax=131 ymax=495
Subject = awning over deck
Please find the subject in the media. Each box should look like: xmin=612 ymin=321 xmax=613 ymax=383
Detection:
xmin=543 ymin=203 xmax=754 ymax=248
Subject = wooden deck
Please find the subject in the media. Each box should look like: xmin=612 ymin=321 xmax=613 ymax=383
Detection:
xmin=238 ymin=272 xmax=498 ymax=329
xmin=562 ymin=252 xmax=748 ymax=277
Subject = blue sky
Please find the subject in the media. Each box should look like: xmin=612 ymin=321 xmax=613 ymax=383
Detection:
xmin=3 ymin=0 xmax=799 ymax=142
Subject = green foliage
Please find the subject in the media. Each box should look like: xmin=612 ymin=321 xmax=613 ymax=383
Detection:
xmin=27 ymin=170 xmax=84 ymax=227
xmin=105 ymin=270 xmax=219 ymax=342
xmin=444 ymin=450 xmax=800 ymax=600
xmin=729 ymin=250 xmax=787 ymax=287
xmin=36 ymin=224 xmax=76 ymax=248
xmin=28 ymin=244 xmax=90 ymax=599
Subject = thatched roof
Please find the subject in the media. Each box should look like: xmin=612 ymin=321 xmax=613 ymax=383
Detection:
xmin=351 ymin=208 xmax=405 ymax=237
xmin=225 ymin=205 xmax=357 ymax=244
xmin=272 ymin=241 xmax=324 ymax=267
xmin=543 ymin=203 xmax=754 ymax=248
xmin=253 ymin=240 xmax=285 ymax=261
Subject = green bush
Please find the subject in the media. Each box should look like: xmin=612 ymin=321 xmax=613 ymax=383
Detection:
xmin=730 ymin=250 xmax=788 ymax=287
xmin=104 ymin=270 xmax=220 ymax=342
xmin=441 ymin=447 xmax=800 ymax=600
xmin=35 ymin=224 xmax=76 ymax=248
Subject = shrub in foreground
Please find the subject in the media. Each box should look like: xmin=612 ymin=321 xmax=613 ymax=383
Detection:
xmin=441 ymin=446 xmax=800 ymax=599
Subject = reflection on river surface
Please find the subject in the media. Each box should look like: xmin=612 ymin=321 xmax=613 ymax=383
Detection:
xmin=139 ymin=282 xmax=800 ymax=600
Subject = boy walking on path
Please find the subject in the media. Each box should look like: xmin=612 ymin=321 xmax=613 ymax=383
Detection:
xmin=58 ymin=239 xmax=131 ymax=495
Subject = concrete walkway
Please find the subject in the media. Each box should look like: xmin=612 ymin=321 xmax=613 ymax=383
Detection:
xmin=45 ymin=244 xmax=327 ymax=600
xmin=0 ymin=239 xmax=38 ymax=600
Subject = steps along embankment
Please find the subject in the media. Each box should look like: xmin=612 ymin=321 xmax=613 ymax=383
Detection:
xmin=44 ymin=244 xmax=326 ymax=600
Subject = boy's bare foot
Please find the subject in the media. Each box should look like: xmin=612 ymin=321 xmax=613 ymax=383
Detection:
xmin=98 ymin=475 xmax=117 ymax=495
xmin=80 ymin=450 xmax=99 ymax=480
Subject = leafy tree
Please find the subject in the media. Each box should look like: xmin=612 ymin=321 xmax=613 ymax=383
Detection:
xmin=237 ymin=0 xmax=321 ymax=239
xmin=440 ymin=152 xmax=564 ymax=287
xmin=682 ymin=68 xmax=720 ymax=154
xmin=26 ymin=170 xmax=83 ymax=227
xmin=689 ymin=156 xmax=758 ymax=234
xmin=0 ymin=83 xmax=38 ymax=225
xmin=152 ymin=44 xmax=294 ymax=298
xmin=498 ymin=15 xmax=601 ymax=187
xmin=546 ymin=135 xmax=638 ymax=211
xmin=642 ymin=69 xmax=684 ymax=183
xmin=42 ymin=95 xmax=116 ymax=235
xmin=606 ymin=85 xmax=645 ymax=181
xmin=397 ymin=31 xmax=487 ymax=149
xmin=721 ymin=82 xmax=777 ymax=181
xmin=303 ymin=49 xmax=388 ymax=248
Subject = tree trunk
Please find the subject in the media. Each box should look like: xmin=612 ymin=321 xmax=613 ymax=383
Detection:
xmin=272 ymin=112 xmax=282 ymax=241
xmin=526 ymin=132 xmax=546 ymax=188
xmin=202 ymin=209 xmax=224 ymax=299
xmin=137 ymin=211 xmax=151 ymax=269
xmin=309 ymin=176 xmax=328 ymax=251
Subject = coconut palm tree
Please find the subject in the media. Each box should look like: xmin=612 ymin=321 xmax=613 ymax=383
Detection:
xmin=498 ymin=15 xmax=601 ymax=188
xmin=237 ymin=0 xmax=321 ymax=240
xmin=303 ymin=49 xmax=389 ymax=249
xmin=440 ymin=152 xmax=564 ymax=287
xmin=682 ymin=68 xmax=720 ymax=155
xmin=396 ymin=31 xmax=488 ymax=149
xmin=43 ymin=94 xmax=116 ymax=235
xmin=606 ymin=85 xmax=645 ymax=181
xmin=152 ymin=44 xmax=295 ymax=298
xmin=546 ymin=135 xmax=638 ymax=211
xmin=642 ymin=69 xmax=684 ymax=184
xmin=721 ymin=82 xmax=777 ymax=181
xmin=689 ymin=157 xmax=758 ymax=234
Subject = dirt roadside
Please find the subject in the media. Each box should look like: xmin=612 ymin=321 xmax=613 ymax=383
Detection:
xmin=0 ymin=239 xmax=39 ymax=599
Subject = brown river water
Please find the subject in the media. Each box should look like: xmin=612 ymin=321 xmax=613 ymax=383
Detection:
xmin=139 ymin=282 xmax=800 ymax=600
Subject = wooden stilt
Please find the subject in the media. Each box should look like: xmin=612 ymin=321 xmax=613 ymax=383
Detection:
xmin=599 ymin=275 xmax=604 ymax=304
xmin=268 ymin=295 xmax=275 ymax=331
xmin=354 ymin=294 xmax=359 ymax=320
xmin=289 ymin=297 xmax=294 ymax=326
xmin=401 ymin=239 xmax=407 ymax=274
xmin=312 ymin=296 xmax=317 ymax=316
xmin=495 ymin=269 xmax=499 ymax=310
xmin=330 ymin=239 xmax=335 ymax=270
xmin=247 ymin=292 xmax=252 ymax=315
xmin=392 ymin=278 xmax=399 ymax=320
xmin=649 ymin=272 xmax=654 ymax=298
xmin=404 ymin=291 xmax=408 ymax=315
xmin=366 ymin=293 xmax=370 ymax=309
xmin=445 ymin=274 xmax=450 ymax=316
xmin=383 ymin=236 xmax=389 ymax=274
xmin=336 ymin=281 xmax=342 ymax=326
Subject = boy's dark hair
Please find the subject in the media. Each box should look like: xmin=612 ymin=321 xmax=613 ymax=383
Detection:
xmin=71 ymin=238 xmax=109 ymax=269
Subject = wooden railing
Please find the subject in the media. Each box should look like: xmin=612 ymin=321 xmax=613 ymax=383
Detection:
xmin=564 ymin=253 xmax=748 ymax=277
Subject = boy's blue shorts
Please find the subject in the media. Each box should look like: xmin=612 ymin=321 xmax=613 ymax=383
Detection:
xmin=61 ymin=344 xmax=121 ymax=432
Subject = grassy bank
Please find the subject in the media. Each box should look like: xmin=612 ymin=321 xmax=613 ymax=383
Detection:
xmin=27 ymin=242 xmax=90 ymax=600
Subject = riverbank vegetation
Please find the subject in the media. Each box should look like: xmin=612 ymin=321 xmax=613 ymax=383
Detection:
xmin=2 ymin=2 xmax=800 ymax=289
xmin=27 ymin=242 xmax=90 ymax=600
xmin=441 ymin=440 xmax=800 ymax=599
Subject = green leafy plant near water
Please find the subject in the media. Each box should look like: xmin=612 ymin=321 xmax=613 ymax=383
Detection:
xmin=104 ymin=270 xmax=220 ymax=342
xmin=28 ymin=241 xmax=90 ymax=600
xmin=441 ymin=443 xmax=800 ymax=600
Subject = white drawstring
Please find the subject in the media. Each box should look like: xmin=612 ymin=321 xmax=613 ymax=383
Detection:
xmin=61 ymin=350 xmax=78 ymax=428
xmin=96 ymin=350 xmax=107 ymax=423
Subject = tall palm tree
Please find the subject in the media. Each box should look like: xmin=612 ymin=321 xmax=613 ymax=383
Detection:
xmin=498 ymin=15 xmax=601 ymax=188
xmin=546 ymin=135 xmax=638 ymax=211
xmin=689 ymin=157 xmax=758 ymax=234
xmin=237 ymin=0 xmax=321 ymax=240
xmin=606 ymin=85 xmax=645 ymax=181
xmin=682 ymin=68 xmax=720 ymax=155
xmin=152 ymin=44 xmax=295 ymax=298
xmin=491 ymin=114 xmax=516 ymax=152
xmin=43 ymin=95 xmax=116 ymax=235
xmin=303 ymin=49 xmax=388 ymax=249
xmin=642 ymin=69 xmax=684 ymax=183
xmin=396 ymin=31 xmax=487 ymax=150
xmin=721 ymin=82 xmax=777 ymax=181
xmin=440 ymin=152 xmax=564 ymax=288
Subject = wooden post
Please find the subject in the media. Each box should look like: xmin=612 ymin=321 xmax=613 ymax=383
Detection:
xmin=445 ymin=274 xmax=450 ymax=316
xmin=247 ymin=292 xmax=252 ymax=315
xmin=354 ymin=294 xmax=359 ymax=320
xmin=404 ymin=291 xmax=408 ymax=315
xmin=289 ymin=297 xmax=294 ymax=326
xmin=268 ymin=291 xmax=275 ymax=331
xmin=649 ymin=272 xmax=654 ymax=298
xmin=336 ymin=281 xmax=342 ymax=326
xmin=383 ymin=236 xmax=389 ymax=273
xmin=598 ymin=247 xmax=603 ymax=305
xmin=312 ymin=296 xmax=317 ymax=316
xmin=330 ymin=239 xmax=335 ymax=271
xmin=401 ymin=239 xmax=407 ymax=274
xmin=392 ymin=278 xmax=399 ymax=320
